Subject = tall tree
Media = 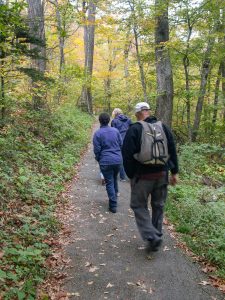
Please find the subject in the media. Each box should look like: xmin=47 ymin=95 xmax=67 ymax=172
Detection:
xmin=27 ymin=0 xmax=46 ymax=109
xmin=155 ymin=0 xmax=173 ymax=127
xmin=127 ymin=0 xmax=148 ymax=102
xmin=192 ymin=6 xmax=220 ymax=141
xmin=80 ymin=0 xmax=97 ymax=114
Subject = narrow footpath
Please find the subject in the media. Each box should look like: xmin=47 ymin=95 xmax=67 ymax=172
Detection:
xmin=62 ymin=133 xmax=223 ymax=300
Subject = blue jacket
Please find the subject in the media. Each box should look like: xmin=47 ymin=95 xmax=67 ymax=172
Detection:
xmin=93 ymin=125 xmax=123 ymax=165
xmin=111 ymin=114 xmax=132 ymax=140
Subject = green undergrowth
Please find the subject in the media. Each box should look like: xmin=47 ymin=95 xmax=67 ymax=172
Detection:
xmin=0 ymin=103 xmax=93 ymax=299
xmin=166 ymin=143 xmax=225 ymax=278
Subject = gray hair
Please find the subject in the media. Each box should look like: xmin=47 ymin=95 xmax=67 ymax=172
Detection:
xmin=112 ymin=108 xmax=122 ymax=117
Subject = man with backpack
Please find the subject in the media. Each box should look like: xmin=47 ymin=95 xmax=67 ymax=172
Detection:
xmin=122 ymin=102 xmax=178 ymax=252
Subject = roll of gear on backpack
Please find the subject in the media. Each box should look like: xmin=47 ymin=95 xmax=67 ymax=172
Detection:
xmin=134 ymin=121 xmax=169 ymax=165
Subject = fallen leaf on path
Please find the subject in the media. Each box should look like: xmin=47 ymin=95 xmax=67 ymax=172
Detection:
xmin=198 ymin=281 xmax=210 ymax=286
xmin=163 ymin=246 xmax=171 ymax=251
xmin=202 ymin=265 xmax=216 ymax=273
xmin=149 ymin=287 xmax=154 ymax=294
xmin=146 ymin=255 xmax=153 ymax=260
xmin=138 ymin=246 xmax=145 ymax=250
xmin=85 ymin=262 xmax=92 ymax=267
xmin=106 ymin=283 xmax=114 ymax=288
xmin=68 ymin=292 xmax=80 ymax=297
xmin=87 ymin=281 xmax=94 ymax=285
xmin=163 ymin=218 xmax=169 ymax=225
xmin=99 ymin=263 xmax=106 ymax=266
xmin=106 ymin=234 xmax=114 ymax=237
xmin=127 ymin=282 xmax=135 ymax=286
xmin=89 ymin=266 xmax=99 ymax=273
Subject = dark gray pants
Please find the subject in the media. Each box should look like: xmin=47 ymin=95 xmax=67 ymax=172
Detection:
xmin=130 ymin=176 xmax=168 ymax=241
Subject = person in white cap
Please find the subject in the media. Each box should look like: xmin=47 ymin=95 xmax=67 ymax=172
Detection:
xmin=122 ymin=102 xmax=178 ymax=252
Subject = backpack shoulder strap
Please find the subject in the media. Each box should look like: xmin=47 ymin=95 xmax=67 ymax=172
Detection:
xmin=136 ymin=120 xmax=152 ymax=132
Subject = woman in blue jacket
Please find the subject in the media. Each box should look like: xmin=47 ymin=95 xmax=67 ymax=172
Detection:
xmin=111 ymin=108 xmax=132 ymax=180
xmin=93 ymin=113 xmax=123 ymax=213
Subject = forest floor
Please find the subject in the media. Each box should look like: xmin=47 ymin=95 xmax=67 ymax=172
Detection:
xmin=48 ymin=130 xmax=224 ymax=300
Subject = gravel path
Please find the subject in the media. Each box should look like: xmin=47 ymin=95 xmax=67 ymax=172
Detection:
xmin=63 ymin=134 xmax=223 ymax=300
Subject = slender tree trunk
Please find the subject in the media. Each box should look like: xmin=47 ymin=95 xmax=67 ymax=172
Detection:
xmin=49 ymin=0 xmax=66 ymax=103
xmin=183 ymin=55 xmax=192 ymax=141
xmin=104 ymin=77 xmax=111 ymax=113
xmin=133 ymin=27 xmax=148 ymax=102
xmin=48 ymin=0 xmax=65 ymax=73
xmin=55 ymin=0 xmax=65 ymax=73
xmin=221 ymin=61 xmax=225 ymax=123
xmin=221 ymin=9 xmax=225 ymax=124
xmin=192 ymin=35 xmax=215 ymax=141
xmin=124 ymin=39 xmax=131 ymax=110
xmin=0 ymin=47 xmax=6 ymax=120
xmin=212 ymin=63 xmax=222 ymax=125
xmin=0 ymin=64 xmax=5 ymax=120
xmin=27 ymin=0 xmax=46 ymax=110
xmin=80 ymin=0 xmax=97 ymax=114
xmin=155 ymin=0 xmax=173 ymax=128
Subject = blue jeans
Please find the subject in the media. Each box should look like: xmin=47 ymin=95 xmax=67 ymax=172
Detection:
xmin=100 ymin=164 xmax=120 ymax=209
xmin=120 ymin=165 xmax=126 ymax=180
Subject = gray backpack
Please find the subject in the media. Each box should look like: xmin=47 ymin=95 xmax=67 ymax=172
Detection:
xmin=134 ymin=121 xmax=169 ymax=165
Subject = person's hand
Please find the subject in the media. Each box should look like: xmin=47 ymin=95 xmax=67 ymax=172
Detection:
xmin=170 ymin=174 xmax=178 ymax=186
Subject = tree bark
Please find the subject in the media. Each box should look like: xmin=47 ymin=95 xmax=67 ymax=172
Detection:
xmin=27 ymin=0 xmax=46 ymax=110
xmin=133 ymin=26 xmax=148 ymax=102
xmin=155 ymin=0 xmax=173 ymax=128
xmin=80 ymin=0 xmax=97 ymax=114
xmin=221 ymin=61 xmax=225 ymax=123
xmin=0 ymin=61 xmax=5 ymax=120
xmin=124 ymin=39 xmax=132 ymax=111
xmin=127 ymin=0 xmax=148 ymax=102
xmin=212 ymin=63 xmax=222 ymax=126
xmin=27 ymin=0 xmax=46 ymax=72
xmin=192 ymin=35 xmax=215 ymax=141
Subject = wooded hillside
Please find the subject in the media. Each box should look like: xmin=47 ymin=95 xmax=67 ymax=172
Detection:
xmin=0 ymin=0 xmax=224 ymax=299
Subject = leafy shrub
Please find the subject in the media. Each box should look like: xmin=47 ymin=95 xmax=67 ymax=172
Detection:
xmin=0 ymin=103 xmax=93 ymax=299
xmin=166 ymin=143 xmax=225 ymax=278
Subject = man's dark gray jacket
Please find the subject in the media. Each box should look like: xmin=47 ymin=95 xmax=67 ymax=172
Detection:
xmin=122 ymin=116 xmax=179 ymax=179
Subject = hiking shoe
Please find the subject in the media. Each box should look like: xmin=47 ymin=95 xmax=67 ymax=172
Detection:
xmin=146 ymin=237 xmax=162 ymax=252
xmin=109 ymin=207 xmax=117 ymax=213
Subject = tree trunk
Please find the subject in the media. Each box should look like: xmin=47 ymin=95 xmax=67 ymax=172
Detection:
xmin=192 ymin=35 xmax=215 ymax=141
xmin=54 ymin=0 xmax=65 ymax=73
xmin=80 ymin=0 xmax=97 ymax=114
xmin=133 ymin=27 xmax=148 ymax=102
xmin=124 ymin=39 xmax=131 ymax=111
xmin=0 ymin=62 xmax=5 ymax=120
xmin=183 ymin=55 xmax=192 ymax=141
xmin=212 ymin=63 xmax=222 ymax=126
xmin=104 ymin=77 xmax=111 ymax=113
xmin=155 ymin=0 xmax=173 ymax=128
xmin=27 ymin=0 xmax=46 ymax=110
xmin=221 ymin=61 xmax=225 ymax=123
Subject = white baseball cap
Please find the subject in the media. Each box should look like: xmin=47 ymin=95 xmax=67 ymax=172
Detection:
xmin=134 ymin=102 xmax=150 ymax=113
